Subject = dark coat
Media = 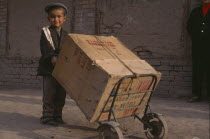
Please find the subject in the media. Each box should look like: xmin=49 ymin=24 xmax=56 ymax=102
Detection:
xmin=187 ymin=6 xmax=210 ymax=62
xmin=37 ymin=26 xmax=68 ymax=76
xmin=187 ymin=6 xmax=210 ymax=97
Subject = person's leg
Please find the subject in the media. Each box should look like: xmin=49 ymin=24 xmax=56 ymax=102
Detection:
xmin=189 ymin=56 xmax=202 ymax=102
xmin=54 ymin=81 xmax=66 ymax=124
xmin=41 ymin=75 xmax=58 ymax=125
xmin=206 ymin=63 xmax=210 ymax=100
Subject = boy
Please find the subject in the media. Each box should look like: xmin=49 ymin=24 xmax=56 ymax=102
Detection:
xmin=37 ymin=3 xmax=68 ymax=126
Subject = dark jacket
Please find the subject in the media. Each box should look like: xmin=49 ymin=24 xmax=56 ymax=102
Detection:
xmin=187 ymin=6 xmax=210 ymax=61
xmin=37 ymin=26 xmax=68 ymax=76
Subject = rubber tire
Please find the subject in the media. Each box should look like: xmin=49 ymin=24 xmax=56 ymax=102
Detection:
xmin=98 ymin=124 xmax=124 ymax=139
xmin=143 ymin=113 xmax=168 ymax=139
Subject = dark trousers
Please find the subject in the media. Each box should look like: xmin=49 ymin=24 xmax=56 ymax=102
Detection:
xmin=42 ymin=75 xmax=66 ymax=118
xmin=192 ymin=56 xmax=210 ymax=98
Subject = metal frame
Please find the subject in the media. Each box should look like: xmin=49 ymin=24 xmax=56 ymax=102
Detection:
xmin=106 ymin=74 xmax=157 ymax=121
xmin=97 ymin=74 xmax=169 ymax=138
xmin=99 ymin=74 xmax=158 ymax=125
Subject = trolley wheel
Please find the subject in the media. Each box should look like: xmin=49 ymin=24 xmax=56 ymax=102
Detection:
xmin=98 ymin=122 xmax=124 ymax=139
xmin=143 ymin=113 xmax=168 ymax=139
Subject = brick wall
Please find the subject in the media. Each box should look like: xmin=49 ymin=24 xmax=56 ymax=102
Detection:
xmin=0 ymin=0 xmax=193 ymax=98
xmin=0 ymin=57 xmax=42 ymax=88
xmin=0 ymin=0 xmax=97 ymax=89
xmin=135 ymin=50 xmax=192 ymax=97
xmin=0 ymin=0 xmax=7 ymax=55
xmin=0 ymin=0 xmax=43 ymax=89
xmin=95 ymin=0 xmax=192 ymax=97
xmin=73 ymin=0 xmax=96 ymax=34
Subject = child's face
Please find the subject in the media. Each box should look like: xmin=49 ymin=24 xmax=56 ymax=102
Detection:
xmin=48 ymin=8 xmax=66 ymax=28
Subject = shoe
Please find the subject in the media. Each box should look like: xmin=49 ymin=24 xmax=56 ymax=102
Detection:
xmin=40 ymin=116 xmax=58 ymax=126
xmin=188 ymin=96 xmax=201 ymax=103
xmin=54 ymin=116 xmax=65 ymax=124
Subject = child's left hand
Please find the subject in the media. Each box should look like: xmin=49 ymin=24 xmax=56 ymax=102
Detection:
xmin=51 ymin=56 xmax=57 ymax=66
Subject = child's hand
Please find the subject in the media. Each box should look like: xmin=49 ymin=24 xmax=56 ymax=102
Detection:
xmin=51 ymin=56 xmax=57 ymax=66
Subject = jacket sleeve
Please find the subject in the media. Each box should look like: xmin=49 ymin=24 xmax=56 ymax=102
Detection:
xmin=40 ymin=30 xmax=55 ymax=63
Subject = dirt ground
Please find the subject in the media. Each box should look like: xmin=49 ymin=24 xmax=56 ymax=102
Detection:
xmin=0 ymin=89 xmax=209 ymax=139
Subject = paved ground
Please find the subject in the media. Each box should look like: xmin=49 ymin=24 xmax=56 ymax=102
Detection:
xmin=0 ymin=89 xmax=209 ymax=139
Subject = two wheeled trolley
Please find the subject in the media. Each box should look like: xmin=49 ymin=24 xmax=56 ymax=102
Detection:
xmin=97 ymin=74 xmax=168 ymax=139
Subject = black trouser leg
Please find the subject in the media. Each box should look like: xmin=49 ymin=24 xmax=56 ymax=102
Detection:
xmin=42 ymin=76 xmax=57 ymax=118
xmin=206 ymin=64 xmax=210 ymax=98
xmin=192 ymin=59 xmax=202 ymax=98
xmin=54 ymin=82 xmax=66 ymax=117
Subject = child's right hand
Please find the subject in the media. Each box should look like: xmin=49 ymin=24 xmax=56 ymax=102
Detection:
xmin=51 ymin=56 xmax=57 ymax=66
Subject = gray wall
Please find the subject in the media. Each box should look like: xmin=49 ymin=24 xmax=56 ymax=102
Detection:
xmin=8 ymin=0 xmax=72 ymax=57
xmin=96 ymin=0 xmax=193 ymax=97
xmin=0 ymin=0 xmax=96 ymax=89
xmin=0 ymin=0 xmax=202 ymax=97
xmin=192 ymin=0 xmax=201 ymax=8
xmin=0 ymin=0 xmax=7 ymax=55
xmin=97 ymin=0 xmax=189 ymax=57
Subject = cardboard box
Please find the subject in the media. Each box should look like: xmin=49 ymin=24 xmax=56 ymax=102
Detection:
xmin=52 ymin=34 xmax=161 ymax=122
